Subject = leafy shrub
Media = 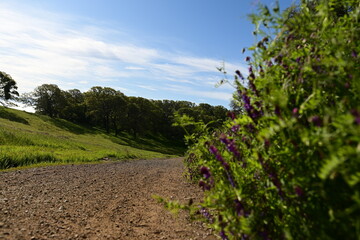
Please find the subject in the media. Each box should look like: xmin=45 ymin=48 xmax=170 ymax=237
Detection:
xmin=182 ymin=1 xmax=360 ymax=239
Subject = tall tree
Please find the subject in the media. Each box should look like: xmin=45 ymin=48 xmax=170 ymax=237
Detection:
xmin=62 ymin=89 xmax=87 ymax=123
xmin=0 ymin=71 xmax=19 ymax=105
xmin=84 ymin=86 xmax=126 ymax=133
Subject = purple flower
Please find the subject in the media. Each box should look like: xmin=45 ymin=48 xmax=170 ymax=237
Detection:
xmin=241 ymin=92 xmax=251 ymax=106
xmin=209 ymin=145 xmax=218 ymax=155
xmin=199 ymin=180 xmax=211 ymax=191
xmin=231 ymin=125 xmax=240 ymax=133
xmin=310 ymin=116 xmax=322 ymax=127
xmin=199 ymin=207 xmax=213 ymax=223
xmin=235 ymin=70 xmax=244 ymax=80
xmin=200 ymin=166 xmax=211 ymax=179
xmin=220 ymin=134 xmax=241 ymax=159
xmin=292 ymin=108 xmax=299 ymax=118
xmin=245 ymin=56 xmax=251 ymax=62
xmin=296 ymin=57 xmax=301 ymax=64
xmin=226 ymin=171 xmax=236 ymax=187
xmin=351 ymin=50 xmax=358 ymax=58
xmin=209 ymin=145 xmax=230 ymax=170
xmin=227 ymin=111 xmax=236 ymax=120
xmin=219 ymin=231 xmax=229 ymax=240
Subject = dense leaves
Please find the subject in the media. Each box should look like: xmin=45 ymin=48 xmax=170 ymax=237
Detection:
xmin=27 ymin=84 xmax=228 ymax=142
xmin=182 ymin=0 xmax=360 ymax=239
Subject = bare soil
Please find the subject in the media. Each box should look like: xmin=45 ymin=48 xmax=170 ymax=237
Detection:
xmin=0 ymin=158 xmax=216 ymax=240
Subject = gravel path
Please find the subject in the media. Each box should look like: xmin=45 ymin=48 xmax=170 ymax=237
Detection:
xmin=0 ymin=158 xmax=215 ymax=240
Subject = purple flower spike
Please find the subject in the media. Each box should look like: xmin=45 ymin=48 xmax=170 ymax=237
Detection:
xmin=220 ymin=134 xmax=241 ymax=159
xmin=241 ymin=92 xmax=251 ymax=106
xmin=209 ymin=145 xmax=218 ymax=155
xmin=209 ymin=145 xmax=230 ymax=170
xmin=227 ymin=172 xmax=236 ymax=187
xmin=235 ymin=70 xmax=244 ymax=80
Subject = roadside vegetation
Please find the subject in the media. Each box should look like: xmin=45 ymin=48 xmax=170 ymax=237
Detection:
xmin=171 ymin=0 xmax=360 ymax=239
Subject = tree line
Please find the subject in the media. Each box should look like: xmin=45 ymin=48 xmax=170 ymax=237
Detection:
xmin=19 ymin=84 xmax=228 ymax=140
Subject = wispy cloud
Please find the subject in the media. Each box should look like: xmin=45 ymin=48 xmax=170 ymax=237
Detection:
xmin=0 ymin=2 xmax=245 ymax=106
xmin=163 ymin=84 xmax=233 ymax=102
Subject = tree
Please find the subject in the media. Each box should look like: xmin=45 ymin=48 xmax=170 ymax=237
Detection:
xmin=0 ymin=71 xmax=19 ymax=105
xmin=33 ymin=84 xmax=66 ymax=117
xmin=62 ymin=89 xmax=87 ymax=123
xmin=84 ymin=86 xmax=127 ymax=134
xmin=110 ymin=94 xmax=128 ymax=136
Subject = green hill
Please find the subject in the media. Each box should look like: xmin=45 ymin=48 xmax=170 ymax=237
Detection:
xmin=0 ymin=106 xmax=184 ymax=170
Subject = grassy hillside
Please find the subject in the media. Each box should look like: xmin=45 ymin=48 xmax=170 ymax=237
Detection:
xmin=0 ymin=106 xmax=184 ymax=170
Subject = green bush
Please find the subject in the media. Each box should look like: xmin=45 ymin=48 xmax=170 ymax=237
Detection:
xmin=183 ymin=0 xmax=360 ymax=239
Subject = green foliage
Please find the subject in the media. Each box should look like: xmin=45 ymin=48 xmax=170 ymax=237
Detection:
xmin=182 ymin=0 xmax=360 ymax=239
xmin=0 ymin=71 xmax=19 ymax=105
xmin=25 ymin=84 xmax=227 ymax=144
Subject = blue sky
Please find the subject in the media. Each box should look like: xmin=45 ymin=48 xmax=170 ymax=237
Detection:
xmin=0 ymin=0 xmax=297 ymax=108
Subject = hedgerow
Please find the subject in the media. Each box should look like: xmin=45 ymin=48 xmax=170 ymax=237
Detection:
xmin=181 ymin=0 xmax=360 ymax=239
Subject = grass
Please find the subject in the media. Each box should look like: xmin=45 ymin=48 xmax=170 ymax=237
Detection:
xmin=0 ymin=106 xmax=184 ymax=170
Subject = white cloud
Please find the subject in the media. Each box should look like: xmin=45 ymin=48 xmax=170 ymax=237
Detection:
xmin=164 ymin=84 xmax=233 ymax=102
xmin=138 ymin=85 xmax=157 ymax=91
xmin=0 ymin=2 xmax=246 ymax=106
xmin=125 ymin=66 xmax=146 ymax=70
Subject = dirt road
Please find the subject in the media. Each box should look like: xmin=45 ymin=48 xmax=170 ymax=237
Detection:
xmin=0 ymin=158 xmax=216 ymax=240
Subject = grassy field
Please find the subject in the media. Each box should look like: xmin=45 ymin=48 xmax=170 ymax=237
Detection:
xmin=0 ymin=107 xmax=184 ymax=170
